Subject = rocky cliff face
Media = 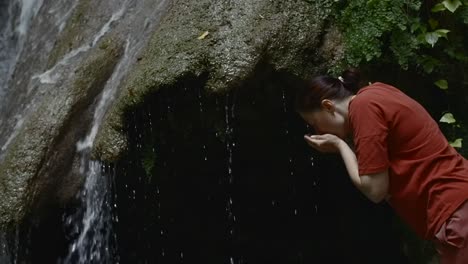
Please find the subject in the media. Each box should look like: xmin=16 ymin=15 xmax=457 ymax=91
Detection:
xmin=0 ymin=0 xmax=343 ymax=228
xmin=93 ymin=0 xmax=343 ymax=162
xmin=0 ymin=0 xmax=173 ymax=228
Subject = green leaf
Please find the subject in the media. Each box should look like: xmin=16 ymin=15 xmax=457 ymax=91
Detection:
xmin=449 ymin=138 xmax=463 ymax=148
xmin=442 ymin=0 xmax=462 ymax=12
xmin=429 ymin=18 xmax=439 ymax=29
xmin=423 ymin=62 xmax=435 ymax=73
xmin=419 ymin=56 xmax=440 ymax=73
xmin=425 ymin=32 xmax=439 ymax=47
xmin=410 ymin=22 xmax=420 ymax=33
xmin=440 ymin=112 xmax=456 ymax=124
xmin=432 ymin=3 xmax=446 ymax=12
xmin=435 ymin=79 xmax=448 ymax=89
xmin=435 ymin=29 xmax=450 ymax=38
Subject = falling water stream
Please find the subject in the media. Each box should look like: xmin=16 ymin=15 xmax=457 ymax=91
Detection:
xmin=0 ymin=0 xmax=80 ymax=158
xmin=224 ymin=93 xmax=238 ymax=264
xmin=0 ymin=0 xmax=43 ymax=101
xmin=59 ymin=1 xmax=170 ymax=262
xmin=0 ymin=0 xmax=170 ymax=262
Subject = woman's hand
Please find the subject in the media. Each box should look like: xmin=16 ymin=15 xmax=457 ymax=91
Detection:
xmin=304 ymin=134 xmax=343 ymax=153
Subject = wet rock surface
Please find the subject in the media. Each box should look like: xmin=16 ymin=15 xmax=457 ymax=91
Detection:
xmin=93 ymin=0 xmax=342 ymax=162
xmin=0 ymin=0 xmax=172 ymax=227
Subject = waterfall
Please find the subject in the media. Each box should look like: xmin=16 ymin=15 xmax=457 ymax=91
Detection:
xmin=59 ymin=0 xmax=170 ymax=262
xmin=0 ymin=0 xmax=170 ymax=262
xmin=0 ymin=0 xmax=43 ymax=106
xmin=0 ymin=0 xmax=77 ymax=159
xmin=61 ymin=161 xmax=116 ymax=264
xmin=33 ymin=5 xmax=126 ymax=85
xmin=61 ymin=32 xmax=131 ymax=264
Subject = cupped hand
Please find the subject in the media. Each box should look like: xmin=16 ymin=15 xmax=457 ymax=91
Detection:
xmin=304 ymin=134 xmax=343 ymax=153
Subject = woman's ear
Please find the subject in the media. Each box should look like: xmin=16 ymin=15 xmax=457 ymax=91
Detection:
xmin=321 ymin=99 xmax=335 ymax=113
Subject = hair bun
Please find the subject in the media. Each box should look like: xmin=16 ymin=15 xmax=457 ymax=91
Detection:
xmin=341 ymin=68 xmax=361 ymax=93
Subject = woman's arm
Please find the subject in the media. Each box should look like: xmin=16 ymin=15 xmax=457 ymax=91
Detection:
xmin=337 ymin=139 xmax=389 ymax=203
xmin=305 ymin=134 xmax=389 ymax=203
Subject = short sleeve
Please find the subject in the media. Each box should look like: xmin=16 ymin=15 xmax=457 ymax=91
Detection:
xmin=349 ymin=99 xmax=390 ymax=175
xmin=354 ymin=135 xmax=389 ymax=175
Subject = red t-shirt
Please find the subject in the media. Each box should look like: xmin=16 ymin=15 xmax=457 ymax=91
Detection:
xmin=349 ymin=82 xmax=468 ymax=238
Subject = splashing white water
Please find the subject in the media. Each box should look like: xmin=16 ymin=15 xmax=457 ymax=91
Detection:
xmin=62 ymin=161 xmax=115 ymax=264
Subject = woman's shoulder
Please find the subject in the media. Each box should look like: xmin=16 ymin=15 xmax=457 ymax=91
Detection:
xmin=360 ymin=82 xmax=400 ymax=91
xmin=356 ymin=82 xmax=403 ymax=98
xmin=351 ymin=82 xmax=406 ymax=112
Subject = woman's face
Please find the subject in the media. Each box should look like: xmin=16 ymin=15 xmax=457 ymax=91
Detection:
xmin=299 ymin=106 xmax=349 ymax=139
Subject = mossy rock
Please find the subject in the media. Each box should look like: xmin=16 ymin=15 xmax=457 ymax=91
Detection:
xmin=0 ymin=37 xmax=123 ymax=228
xmin=93 ymin=0 xmax=344 ymax=162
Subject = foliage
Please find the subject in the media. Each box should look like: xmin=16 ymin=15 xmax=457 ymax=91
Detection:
xmin=335 ymin=0 xmax=422 ymax=67
xmin=333 ymin=0 xmax=468 ymax=154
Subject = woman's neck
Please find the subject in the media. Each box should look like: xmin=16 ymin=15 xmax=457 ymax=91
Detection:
xmin=335 ymin=95 xmax=355 ymax=117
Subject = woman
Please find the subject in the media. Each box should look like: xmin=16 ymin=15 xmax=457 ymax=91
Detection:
xmin=295 ymin=69 xmax=468 ymax=263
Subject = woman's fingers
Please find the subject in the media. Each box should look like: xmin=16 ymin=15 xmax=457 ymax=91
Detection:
xmin=304 ymin=135 xmax=325 ymax=150
xmin=304 ymin=134 xmax=340 ymax=153
xmin=304 ymin=135 xmax=318 ymax=145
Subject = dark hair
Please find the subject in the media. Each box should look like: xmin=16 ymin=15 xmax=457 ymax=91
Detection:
xmin=294 ymin=68 xmax=361 ymax=113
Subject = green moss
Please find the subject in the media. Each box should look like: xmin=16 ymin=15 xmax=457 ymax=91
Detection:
xmin=141 ymin=145 xmax=156 ymax=178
